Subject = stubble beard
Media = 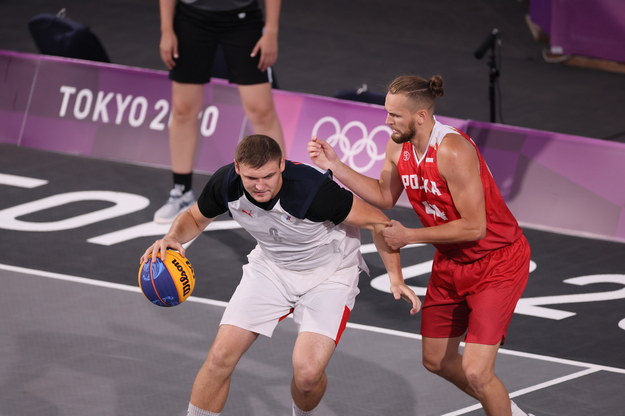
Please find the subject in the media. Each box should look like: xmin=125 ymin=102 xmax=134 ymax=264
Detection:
xmin=390 ymin=123 xmax=417 ymax=144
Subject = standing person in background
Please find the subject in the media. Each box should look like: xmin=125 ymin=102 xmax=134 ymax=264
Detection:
xmin=308 ymin=75 xmax=533 ymax=416
xmin=155 ymin=0 xmax=285 ymax=223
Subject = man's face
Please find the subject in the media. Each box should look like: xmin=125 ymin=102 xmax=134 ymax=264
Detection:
xmin=384 ymin=93 xmax=418 ymax=144
xmin=235 ymin=159 xmax=285 ymax=203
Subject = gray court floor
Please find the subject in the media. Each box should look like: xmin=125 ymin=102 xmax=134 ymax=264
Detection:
xmin=2 ymin=264 xmax=624 ymax=416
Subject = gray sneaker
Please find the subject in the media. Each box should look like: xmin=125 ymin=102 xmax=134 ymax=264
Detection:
xmin=153 ymin=185 xmax=195 ymax=224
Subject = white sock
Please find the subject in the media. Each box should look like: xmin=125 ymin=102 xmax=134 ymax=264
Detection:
xmin=292 ymin=403 xmax=315 ymax=416
xmin=510 ymin=400 xmax=529 ymax=416
xmin=187 ymin=403 xmax=220 ymax=416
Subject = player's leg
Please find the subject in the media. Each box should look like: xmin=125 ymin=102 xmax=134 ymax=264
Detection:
xmin=188 ymin=324 xmax=258 ymax=414
xmin=459 ymin=236 xmax=532 ymax=415
xmin=422 ymin=335 xmax=478 ymax=397
xmin=290 ymin=331 xmax=336 ymax=414
xmin=238 ymin=83 xmax=285 ymax=152
xmin=192 ymin=257 xmax=295 ymax=415
xmin=421 ymin=335 xmax=514 ymax=416
xmin=462 ymin=341 xmax=512 ymax=415
xmin=288 ymin=265 xmax=360 ymax=415
xmin=421 ymin=254 xmax=477 ymax=395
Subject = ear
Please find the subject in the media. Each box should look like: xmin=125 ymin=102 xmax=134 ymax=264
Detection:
xmin=234 ymin=160 xmax=240 ymax=174
xmin=279 ymin=158 xmax=286 ymax=172
xmin=415 ymin=109 xmax=429 ymax=125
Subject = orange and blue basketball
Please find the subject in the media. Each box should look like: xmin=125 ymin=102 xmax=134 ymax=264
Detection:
xmin=138 ymin=250 xmax=195 ymax=307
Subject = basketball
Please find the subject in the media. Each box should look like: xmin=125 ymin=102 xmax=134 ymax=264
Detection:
xmin=138 ymin=250 xmax=195 ymax=307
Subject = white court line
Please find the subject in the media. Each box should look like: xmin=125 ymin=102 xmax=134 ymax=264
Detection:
xmin=441 ymin=367 xmax=601 ymax=416
xmin=0 ymin=173 xmax=48 ymax=188
xmin=2 ymin=262 xmax=625 ymax=380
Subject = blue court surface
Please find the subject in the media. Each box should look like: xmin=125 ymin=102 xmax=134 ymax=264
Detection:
xmin=1 ymin=144 xmax=625 ymax=416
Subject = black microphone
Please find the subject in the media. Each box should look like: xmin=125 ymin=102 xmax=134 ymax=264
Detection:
xmin=474 ymin=28 xmax=499 ymax=60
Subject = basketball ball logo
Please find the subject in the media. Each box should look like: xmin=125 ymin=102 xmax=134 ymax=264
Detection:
xmin=138 ymin=250 xmax=196 ymax=307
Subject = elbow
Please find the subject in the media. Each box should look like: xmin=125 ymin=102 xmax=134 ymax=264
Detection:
xmin=377 ymin=198 xmax=395 ymax=211
xmin=471 ymin=224 xmax=486 ymax=241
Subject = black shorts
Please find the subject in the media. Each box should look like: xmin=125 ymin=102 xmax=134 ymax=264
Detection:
xmin=170 ymin=2 xmax=271 ymax=85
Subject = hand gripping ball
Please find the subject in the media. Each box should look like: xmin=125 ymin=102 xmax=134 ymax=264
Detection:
xmin=138 ymin=250 xmax=195 ymax=307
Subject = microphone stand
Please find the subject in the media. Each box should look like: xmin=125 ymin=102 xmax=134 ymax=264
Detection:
xmin=487 ymin=38 xmax=500 ymax=123
xmin=474 ymin=28 xmax=501 ymax=123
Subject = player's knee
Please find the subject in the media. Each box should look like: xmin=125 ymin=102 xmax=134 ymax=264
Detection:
xmin=292 ymin=364 xmax=324 ymax=393
xmin=422 ymin=355 xmax=445 ymax=375
xmin=463 ymin=365 xmax=494 ymax=394
xmin=205 ymin=344 xmax=238 ymax=374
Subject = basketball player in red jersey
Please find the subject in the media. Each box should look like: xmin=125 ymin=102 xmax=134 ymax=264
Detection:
xmin=308 ymin=75 xmax=533 ymax=416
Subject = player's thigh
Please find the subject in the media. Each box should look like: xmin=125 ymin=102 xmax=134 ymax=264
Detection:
xmin=421 ymin=256 xmax=469 ymax=339
xmin=422 ymin=335 xmax=463 ymax=369
xmin=292 ymin=331 xmax=336 ymax=376
xmin=461 ymin=342 xmax=500 ymax=377
xmin=292 ymin=267 xmax=360 ymax=344
xmin=220 ymin=262 xmax=293 ymax=338
xmin=465 ymin=237 xmax=530 ymax=345
xmin=209 ymin=324 xmax=259 ymax=364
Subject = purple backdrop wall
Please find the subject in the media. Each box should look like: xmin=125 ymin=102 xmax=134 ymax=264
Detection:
xmin=530 ymin=0 xmax=625 ymax=62
xmin=1 ymin=50 xmax=624 ymax=242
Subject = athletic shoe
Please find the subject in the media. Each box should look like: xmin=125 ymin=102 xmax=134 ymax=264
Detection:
xmin=153 ymin=185 xmax=195 ymax=224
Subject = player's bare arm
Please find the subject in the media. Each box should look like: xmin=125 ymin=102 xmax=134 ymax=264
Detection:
xmin=382 ymin=134 xmax=486 ymax=249
xmin=141 ymin=203 xmax=214 ymax=264
xmin=343 ymin=196 xmax=421 ymax=315
xmin=307 ymin=137 xmax=404 ymax=210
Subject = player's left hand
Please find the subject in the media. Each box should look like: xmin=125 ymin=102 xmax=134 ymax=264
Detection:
xmin=391 ymin=283 xmax=421 ymax=315
xmin=383 ymin=220 xmax=410 ymax=250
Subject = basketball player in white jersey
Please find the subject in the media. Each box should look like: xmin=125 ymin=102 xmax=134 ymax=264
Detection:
xmin=141 ymin=134 xmax=420 ymax=416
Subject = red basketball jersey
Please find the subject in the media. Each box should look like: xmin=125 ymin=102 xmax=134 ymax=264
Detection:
xmin=395 ymin=120 xmax=522 ymax=263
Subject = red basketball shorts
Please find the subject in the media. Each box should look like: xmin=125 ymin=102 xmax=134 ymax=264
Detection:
xmin=421 ymin=235 xmax=530 ymax=345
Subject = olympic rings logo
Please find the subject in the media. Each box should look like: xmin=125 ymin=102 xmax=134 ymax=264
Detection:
xmin=311 ymin=116 xmax=390 ymax=173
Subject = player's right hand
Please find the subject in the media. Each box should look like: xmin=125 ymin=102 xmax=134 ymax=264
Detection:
xmin=140 ymin=237 xmax=185 ymax=265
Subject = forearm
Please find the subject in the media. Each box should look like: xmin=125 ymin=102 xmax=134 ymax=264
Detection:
xmin=330 ymin=161 xmax=392 ymax=210
xmin=263 ymin=0 xmax=281 ymax=34
xmin=406 ymin=218 xmax=485 ymax=245
xmin=165 ymin=209 xmax=209 ymax=244
xmin=372 ymin=225 xmax=405 ymax=286
xmin=159 ymin=0 xmax=176 ymax=33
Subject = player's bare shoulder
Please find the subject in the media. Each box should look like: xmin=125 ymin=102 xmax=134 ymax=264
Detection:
xmin=385 ymin=138 xmax=403 ymax=165
xmin=438 ymin=132 xmax=477 ymax=162
xmin=438 ymin=132 xmax=480 ymax=180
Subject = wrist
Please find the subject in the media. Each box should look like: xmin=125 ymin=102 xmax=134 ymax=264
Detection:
xmin=263 ymin=25 xmax=279 ymax=36
xmin=328 ymin=159 xmax=344 ymax=177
